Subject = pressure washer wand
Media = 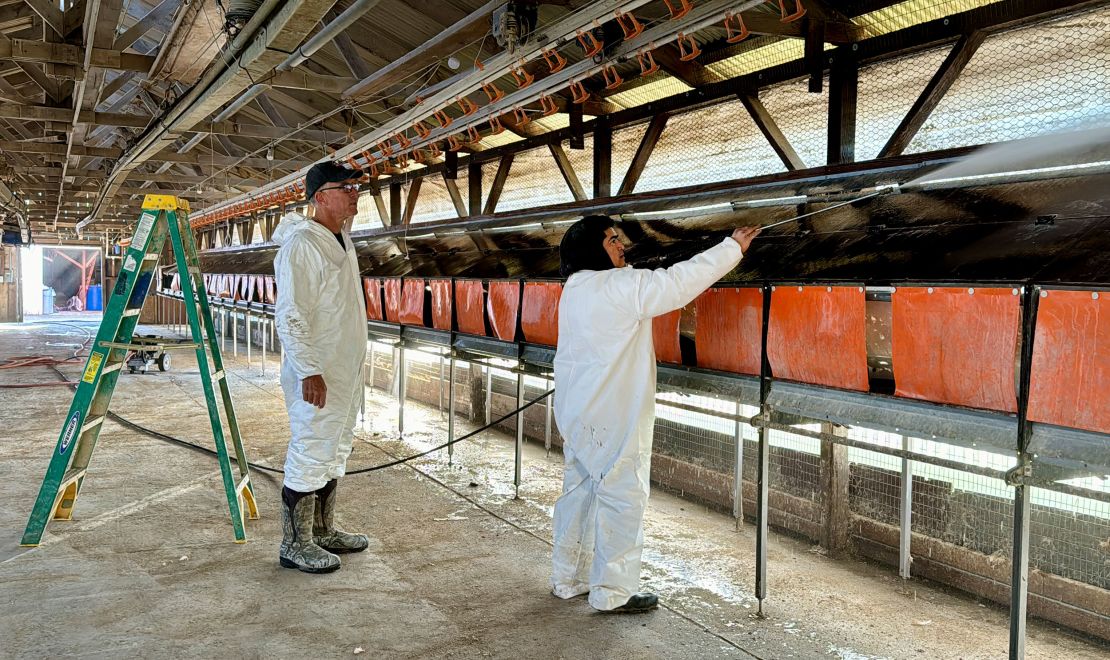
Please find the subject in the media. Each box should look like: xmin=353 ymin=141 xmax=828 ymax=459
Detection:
xmin=758 ymin=185 xmax=899 ymax=231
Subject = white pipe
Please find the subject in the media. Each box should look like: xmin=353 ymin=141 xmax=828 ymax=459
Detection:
xmin=276 ymin=0 xmax=383 ymax=72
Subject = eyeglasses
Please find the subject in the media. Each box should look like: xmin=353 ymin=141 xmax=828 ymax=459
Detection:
xmin=318 ymin=183 xmax=360 ymax=194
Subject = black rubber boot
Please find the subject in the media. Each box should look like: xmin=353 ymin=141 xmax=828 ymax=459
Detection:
xmin=313 ymin=479 xmax=369 ymax=554
xmin=279 ymin=486 xmax=341 ymax=573
xmin=606 ymin=593 xmax=660 ymax=613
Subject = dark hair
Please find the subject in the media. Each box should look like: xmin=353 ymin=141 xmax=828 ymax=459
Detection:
xmin=559 ymin=215 xmax=617 ymax=277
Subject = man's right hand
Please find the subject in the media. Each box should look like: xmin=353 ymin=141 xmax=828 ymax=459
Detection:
xmin=731 ymin=226 xmax=762 ymax=253
xmin=302 ymin=374 xmax=327 ymax=408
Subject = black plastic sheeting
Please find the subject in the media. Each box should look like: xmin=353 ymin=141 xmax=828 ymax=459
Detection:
xmin=198 ymin=167 xmax=1110 ymax=285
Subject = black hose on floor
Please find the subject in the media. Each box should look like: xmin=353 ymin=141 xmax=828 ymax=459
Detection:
xmin=48 ymin=364 xmax=552 ymax=476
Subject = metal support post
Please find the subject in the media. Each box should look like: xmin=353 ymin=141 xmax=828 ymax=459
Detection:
xmin=899 ymin=434 xmax=913 ymax=579
xmin=221 ymin=308 xmax=227 ymax=352
xmin=755 ymin=283 xmax=773 ymax=617
xmin=438 ymin=354 xmax=446 ymax=415
xmin=232 ymin=310 xmax=238 ymax=356
xmin=260 ymin=318 xmax=267 ymax=376
xmin=245 ymin=310 xmax=252 ymax=367
xmin=397 ymin=344 xmax=407 ymax=437
xmin=485 ymin=365 xmax=493 ymax=425
xmin=368 ymin=341 xmax=376 ymax=391
xmin=1009 ymin=285 xmax=1040 ymax=660
xmin=448 ymin=353 xmax=456 ymax=466
xmin=514 ymin=370 xmax=524 ymax=499
xmin=544 ymin=377 xmax=553 ymax=457
xmin=733 ymin=398 xmax=745 ymax=528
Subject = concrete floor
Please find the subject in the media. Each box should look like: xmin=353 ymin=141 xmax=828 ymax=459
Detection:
xmin=1 ymin=318 xmax=1107 ymax=659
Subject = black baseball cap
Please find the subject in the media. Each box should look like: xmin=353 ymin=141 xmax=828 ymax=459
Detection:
xmin=304 ymin=161 xmax=363 ymax=202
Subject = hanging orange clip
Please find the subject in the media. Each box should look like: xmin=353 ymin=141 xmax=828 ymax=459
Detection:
xmin=511 ymin=106 xmax=531 ymax=127
xmin=413 ymin=121 xmax=432 ymax=139
xmin=345 ymin=155 xmax=361 ymax=171
xmin=725 ymin=13 xmax=750 ymax=43
xmin=615 ymin=12 xmax=644 ymax=40
xmin=542 ymin=48 xmax=567 ymax=73
xmin=663 ymin=0 xmax=693 ymax=20
xmin=457 ymin=97 xmax=478 ymax=116
xmin=539 ymin=95 xmax=558 ymax=117
xmin=434 ymin=109 xmax=453 ymax=128
xmin=379 ymin=140 xmax=394 ymax=157
xmin=676 ymin=33 xmax=701 ymax=61
xmin=395 ymin=152 xmax=409 ymax=169
xmin=569 ymin=80 xmax=589 ymax=104
xmin=481 ymin=82 xmax=505 ymax=103
xmin=488 ymin=115 xmax=505 ymax=135
xmin=464 ymin=126 xmax=481 ymax=145
xmin=447 ymin=135 xmax=463 ymax=151
xmin=637 ymin=48 xmax=660 ymax=77
xmin=413 ymin=149 xmax=427 ymax=164
xmin=776 ymin=0 xmax=806 ymax=22
xmin=427 ymin=141 xmax=442 ymax=159
xmin=602 ymin=64 xmax=623 ymax=91
xmin=511 ymin=64 xmax=534 ymax=89
xmin=576 ymin=29 xmax=603 ymax=58
xmin=394 ymin=133 xmax=411 ymax=150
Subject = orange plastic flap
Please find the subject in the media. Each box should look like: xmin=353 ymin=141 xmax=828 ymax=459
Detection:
xmin=455 ymin=280 xmax=486 ymax=336
xmin=892 ymin=287 xmax=1020 ymax=412
xmin=1028 ymin=290 xmax=1109 ymax=434
xmin=399 ymin=278 xmax=425 ymax=326
xmin=487 ymin=281 xmax=521 ymax=342
xmin=253 ymin=275 xmax=264 ymax=303
xmin=653 ymin=310 xmax=682 ymax=365
xmin=521 ymin=283 xmax=562 ymax=346
xmin=171 ymin=273 xmax=181 ymax=293
xmin=430 ymin=280 xmax=452 ymax=331
xmin=695 ymin=287 xmax=763 ymax=375
xmin=363 ymin=278 xmax=383 ymax=321
xmin=768 ymin=286 xmax=868 ymax=391
xmin=265 ymin=276 xmax=276 ymax=304
xmin=383 ymin=278 xmax=402 ymax=323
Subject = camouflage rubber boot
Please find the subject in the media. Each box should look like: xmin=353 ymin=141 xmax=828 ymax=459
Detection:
xmin=313 ymin=479 xmax=369 ymax=553
xmin=279 ymin=486 xmax=341 ymax=573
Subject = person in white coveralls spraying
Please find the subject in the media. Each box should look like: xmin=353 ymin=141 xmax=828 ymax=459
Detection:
xmin=551 ymin=215 xmax=760 ymax=612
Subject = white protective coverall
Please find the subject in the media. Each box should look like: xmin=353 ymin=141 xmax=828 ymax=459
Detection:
xmin=551 ymin=237 xmax=744 ymax=610
xmin=273 ymin=212 xmax=367 ymax=492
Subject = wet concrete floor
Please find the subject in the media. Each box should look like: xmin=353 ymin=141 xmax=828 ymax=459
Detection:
xmin=1 ymin=318 xmax=1105 ymax=659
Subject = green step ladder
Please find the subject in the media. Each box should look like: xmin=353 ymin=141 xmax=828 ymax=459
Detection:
xmin=21 ymin=194 xmax=259 ymax=547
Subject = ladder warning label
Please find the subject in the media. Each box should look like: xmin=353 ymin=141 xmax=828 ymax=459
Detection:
xmin=82 ymin=352 xmax=104 ymax=383
xmin=132 ymin=213 xmax=156 ymax=248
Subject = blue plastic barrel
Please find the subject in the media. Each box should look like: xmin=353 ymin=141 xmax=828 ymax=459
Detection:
xmin=86 ymin=284 xmax=103 ymax=311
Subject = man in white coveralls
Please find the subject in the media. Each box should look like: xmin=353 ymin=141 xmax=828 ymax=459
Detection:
xmin=273 ymin=161 xmax=369 ymax=573
xmin=551 ymin=215 xmax=760 ymax=612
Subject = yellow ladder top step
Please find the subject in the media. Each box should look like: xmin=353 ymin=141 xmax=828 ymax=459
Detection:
xmin=142 ymin=194 xmax=190 ymax=212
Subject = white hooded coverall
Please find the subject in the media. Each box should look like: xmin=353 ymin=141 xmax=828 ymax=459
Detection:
xmin=551 ymin=237 xmax=744 ymax=610
xmin=273 ymin=212 xmax=367 ymax=492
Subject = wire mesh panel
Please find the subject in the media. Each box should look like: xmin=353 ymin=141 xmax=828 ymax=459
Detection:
xmin=768 ymin=427 xmax=823 ymax=504
xmin=654 ymin=390 xmax=738 ymax=474
xmin=1029 ymin=487 xmax=1110 ymax=590
xmin=560 ymin=135 xmax=593 ymax=194
xmin=906 ymin=6 xmax=1110 ymax=153
xmin=855 ymin=46 xmax=952 ymax=161
xmin=760 ymin=76 xmax=830 ymax=168
xmin=483 ymin=146 xmax=576 ymax=214
xmin=848 ymin=445 xmax=904 ymax=528
xmin=367 ymin=340 xmax=395 ymax=391
xmin=634 ymin=97 xmax=789 ymax=193
xmin=408 ymin=176 xmax=463 ymax=224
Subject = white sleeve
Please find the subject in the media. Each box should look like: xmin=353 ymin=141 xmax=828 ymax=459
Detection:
xmin=624 ymin=237 xmax=744 ymax=320
xmin=274 ymin=240 xmax=326 ymax=379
